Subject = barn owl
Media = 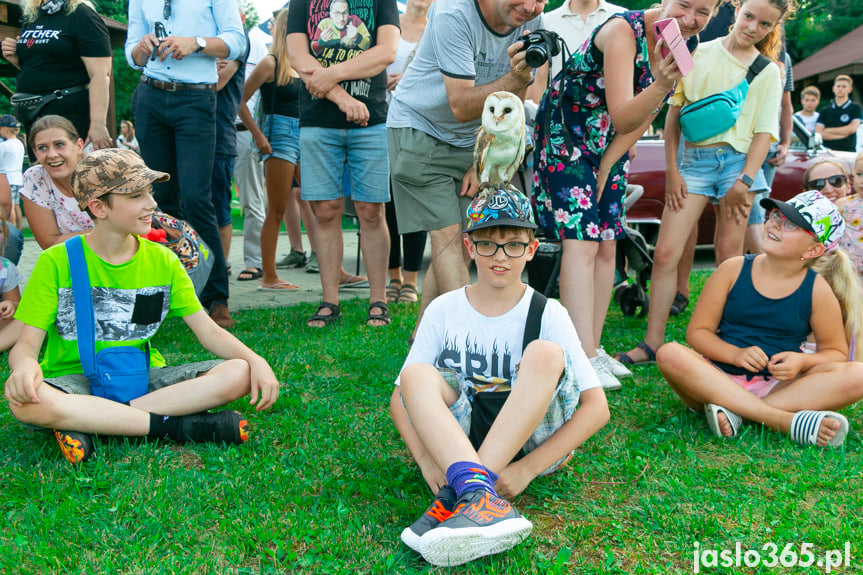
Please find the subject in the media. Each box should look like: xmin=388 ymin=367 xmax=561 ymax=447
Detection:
xmin=474 ymin=91 xmax=526 ymax=194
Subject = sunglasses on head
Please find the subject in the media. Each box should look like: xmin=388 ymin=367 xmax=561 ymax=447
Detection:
xmin=805 ymin=174 xmax=846 ymax=191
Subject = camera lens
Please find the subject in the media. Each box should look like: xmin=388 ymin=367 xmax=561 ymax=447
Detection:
xmin=524 ymin=45 xmax=548 ymax=68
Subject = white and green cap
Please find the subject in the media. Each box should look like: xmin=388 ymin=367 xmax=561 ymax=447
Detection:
xmin=760 ymin=190 xmax=845 ymax=250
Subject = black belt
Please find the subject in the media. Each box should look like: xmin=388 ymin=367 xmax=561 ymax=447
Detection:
xmin=141 ymin=76 xmax=216 ymax=92
xmin=235 ymin=124 xmax=248 ymax=132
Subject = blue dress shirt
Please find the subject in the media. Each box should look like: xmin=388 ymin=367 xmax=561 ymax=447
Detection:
xmin=125 ymin=0 xmax=245 ymax=84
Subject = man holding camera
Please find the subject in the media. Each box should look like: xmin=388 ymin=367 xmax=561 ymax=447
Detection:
xmin=126 ymin=0 xmax=245 ymax=329
xmin=386 ymin=0 xmax=545 ymax=326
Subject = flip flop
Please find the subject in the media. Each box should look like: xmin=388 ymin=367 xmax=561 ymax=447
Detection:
xmin=704 ymin=403 xmax=742 ymax=438
xmin=614 ymin=341 xmax=657 ymax=366
xmin=789 ymin=410 xmax=849 ymax=447
xmin=237 ymin=267 xmax=263 ymax=281
xmin=339 ymin=274 xmax=369 ymax=289
xmin=257 ymin=282 xmax=300 ymax=291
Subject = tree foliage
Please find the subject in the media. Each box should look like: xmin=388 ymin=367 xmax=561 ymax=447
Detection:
xmin=783 ymin=0 xmax=863 ymax=63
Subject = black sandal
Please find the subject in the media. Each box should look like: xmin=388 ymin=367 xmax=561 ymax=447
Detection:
xmin=307 ymin=301 xmax=341 ymax=328
xmin=366 ymin=301 xmax=391 ymax=327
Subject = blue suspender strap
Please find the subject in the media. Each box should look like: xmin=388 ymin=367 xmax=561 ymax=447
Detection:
xmin=65 ymin=235 xmax=98 ymax=382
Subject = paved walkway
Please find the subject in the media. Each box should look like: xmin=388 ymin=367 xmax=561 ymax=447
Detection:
xmin=16 ymin=229 xmax=425 ymax=313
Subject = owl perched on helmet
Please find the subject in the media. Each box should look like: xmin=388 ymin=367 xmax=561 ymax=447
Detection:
xmin=474 ymin=91 xmax=526 ymax=194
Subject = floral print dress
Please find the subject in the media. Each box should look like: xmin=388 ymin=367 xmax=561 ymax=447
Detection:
xmin=839 ymin=194 xmax=863 ymax=278
xmin=533 ymin=11 xmax=663 ymax=241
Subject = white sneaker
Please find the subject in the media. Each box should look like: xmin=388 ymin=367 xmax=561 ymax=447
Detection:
xmin=597 ymin=346 xmax=632 ymax=378
xmin=589 ymin=356 xmax=622 ymax=392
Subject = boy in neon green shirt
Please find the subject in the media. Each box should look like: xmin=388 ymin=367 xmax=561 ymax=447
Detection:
xmin=6 ymin=149 xmax=280 ymax=464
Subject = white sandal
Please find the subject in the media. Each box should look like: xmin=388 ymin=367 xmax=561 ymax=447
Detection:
xmin=704 ymin=403 xmax=742 ymax=438
xmin=789 ymin=410 xmax=849 ymax=447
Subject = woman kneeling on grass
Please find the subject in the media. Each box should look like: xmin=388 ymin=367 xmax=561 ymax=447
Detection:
xmin=657 ymin=191 xmax=863 ymax=447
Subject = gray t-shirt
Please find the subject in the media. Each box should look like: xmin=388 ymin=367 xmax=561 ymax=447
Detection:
xmin=387 ymin=0 xmax=543 ymax=148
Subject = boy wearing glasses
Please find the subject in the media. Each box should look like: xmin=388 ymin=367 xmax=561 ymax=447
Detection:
xmin=389 ymin=188 xmax=608 ymax=566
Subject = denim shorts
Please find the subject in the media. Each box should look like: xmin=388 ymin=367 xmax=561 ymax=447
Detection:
xmin=261 ymin=114 xmax=300 ymax=165
xmin=680 ymin=145 xmax=769 ymax=204
xmin=443 ymin=350 xmax=581 ymax=476
xmin=9 ymin=184 xmax=20 ymax=206
xmin=300 ymin=124 xmax=389 ymax=203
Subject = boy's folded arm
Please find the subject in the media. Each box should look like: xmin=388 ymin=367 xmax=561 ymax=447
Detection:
xmin=500 ymin=386 xmax=610 ymax=497
xmin=6 ymin=325 xmax=47 ymax=405
xmin=182 ymin=310 xmax=280 ymax=410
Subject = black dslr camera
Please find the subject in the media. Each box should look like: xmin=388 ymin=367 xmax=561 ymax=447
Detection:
xmin=518 ymin=29 xmax=561 ymax=68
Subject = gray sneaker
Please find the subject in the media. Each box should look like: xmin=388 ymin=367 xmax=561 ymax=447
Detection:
xmin=597 ymin=346 xmax=632 ymax=378
xmin=305 ymin=251 xmax=319 ymax=273
xmin=420 ymin=489 xmax=532 ymax=567
xmin=276 ymin=250 xmax=306 ymax=268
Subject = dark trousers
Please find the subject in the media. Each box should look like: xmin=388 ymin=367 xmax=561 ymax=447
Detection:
xmin=385 ymin=196 xmax=427 ymax=272
xmin=132 ymin=81 xmax=229 ymax=306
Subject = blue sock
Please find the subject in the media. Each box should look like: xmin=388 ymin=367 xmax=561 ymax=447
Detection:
xmin=445 ymin=461 xmax=498 ymax=499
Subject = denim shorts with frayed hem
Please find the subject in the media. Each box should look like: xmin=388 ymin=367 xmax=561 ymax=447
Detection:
xmin=680 ymin=144 xmax=769 ymax=205
xmin=300 ymin=124 xmax=389 ymax=203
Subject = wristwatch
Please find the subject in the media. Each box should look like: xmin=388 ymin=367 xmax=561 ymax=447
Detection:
xmin=736 ymin=173 xmax=754 ymax=189
xmin=194 ymin=37 xmax=207 ymax=53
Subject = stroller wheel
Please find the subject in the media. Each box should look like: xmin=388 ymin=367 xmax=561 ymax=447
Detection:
xmin=618 ymin=284 xmax=640 ymax=317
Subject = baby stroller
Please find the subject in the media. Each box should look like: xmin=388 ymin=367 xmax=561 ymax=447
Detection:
xmin=526 ymin=185 xmax=653 ymax=317
xmin=612 ymin=185 xmax=652 ymax=318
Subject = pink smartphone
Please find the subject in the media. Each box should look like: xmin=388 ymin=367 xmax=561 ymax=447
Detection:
xmin=654 ymin=18 xmax=694 ymax=77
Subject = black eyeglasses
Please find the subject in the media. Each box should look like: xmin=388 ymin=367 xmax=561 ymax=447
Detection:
xmin=805 ymin=174 xmax=847 ymax=191
xmin=163 ymin=0 xmax=171 ymax=19
xmin=473 ymin=240 xmax=530 ymax=258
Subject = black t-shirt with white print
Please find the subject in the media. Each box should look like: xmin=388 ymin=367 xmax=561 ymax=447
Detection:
xmin=15 ymin=3 xmax=111 ymax=94
xmin=287 ymin=0 xmax=399 ymax=129
xmin=817 ymin=99 xmax=863 ymax=152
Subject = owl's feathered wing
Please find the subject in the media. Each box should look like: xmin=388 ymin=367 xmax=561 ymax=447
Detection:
xmin=474 ymin=93 xmax=526 ymax=195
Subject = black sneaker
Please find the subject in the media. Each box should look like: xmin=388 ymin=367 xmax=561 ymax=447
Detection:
xmin=175 ymin=410 xmax=248 ymax=445
xmin=419 ymin=489 xmax=532 ymax=566
xmin=400 ymin=485 xmax=457 ymax=553
xmin=669 ymin=291 xmax=689 ymax=316
xmin=276 ymin=250 xmax=306 ymax=268
xmin=54 ymin=429 xmax=95 ymax=465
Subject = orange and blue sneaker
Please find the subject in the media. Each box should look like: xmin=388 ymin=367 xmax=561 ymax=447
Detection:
xmin=419 ymin=489 xmax=533 ymax=566
xmin=54 ymin=429 xmax=94 ymax=465
xmin=176 ymin=410 xmax=248 ymax=445
xmin=400 ymin=485 xmax=457 ymax=553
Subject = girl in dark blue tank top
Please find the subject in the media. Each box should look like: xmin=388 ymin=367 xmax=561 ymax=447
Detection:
xmin=657 ymin=191 xmax=863 ymax=447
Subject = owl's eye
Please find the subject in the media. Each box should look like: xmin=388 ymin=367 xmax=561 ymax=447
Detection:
xmin=504 ymin=107 xmax=512 ymax=113
xmin=489 ymin=106 xmax=495 ymax=114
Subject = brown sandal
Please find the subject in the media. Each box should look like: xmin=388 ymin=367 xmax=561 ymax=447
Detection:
xmin=386 ymin=281 xmax=401 ymax=303
xmin=366 ymin=301 xmax=391 ymax=327
xmin=398 ymin=284 xmax=418 ymax=303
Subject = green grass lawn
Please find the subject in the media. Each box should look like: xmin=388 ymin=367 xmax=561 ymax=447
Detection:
xmin=1 ymin=271 xmax=861 ymax=574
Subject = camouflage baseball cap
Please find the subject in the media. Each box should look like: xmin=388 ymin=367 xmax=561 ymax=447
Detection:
xmin=760 ymin=190 xmax=845 ymax=250
xmin=72 ymin=148 xmax=169 ymax=210
xmin=464 ymin=187 xmax=537 ymax=233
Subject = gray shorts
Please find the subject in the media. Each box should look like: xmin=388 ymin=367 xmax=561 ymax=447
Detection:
xmin=43 ymin=359 xmax=223 ymax=397
xmin=442 ymin=350 xmax=580 ymax=476
xmin=387 ymin=126 xmax=474 ymax=234
xmin=21 ymin=359 xmax=224 ymax=431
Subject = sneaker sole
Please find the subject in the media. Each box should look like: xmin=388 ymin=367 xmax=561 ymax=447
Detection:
xmin=400 ymin=527 xmax=423 ymax=553
xmin=420 ymin=517 xmax=532 ymax=566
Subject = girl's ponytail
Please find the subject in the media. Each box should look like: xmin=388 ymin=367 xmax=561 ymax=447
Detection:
xmin=812 ymin=248 xmax=863 ymax=361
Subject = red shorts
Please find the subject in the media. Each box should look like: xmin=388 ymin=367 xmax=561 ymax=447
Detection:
xmin=727 ymin=373 xmax=781 ymax=399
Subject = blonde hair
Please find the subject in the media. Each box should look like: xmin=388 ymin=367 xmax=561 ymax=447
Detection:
xmin=835 ymin=75 xmax=853 ymax=86
xmin=802 ymin=159 xmax=849 ymax=187
xmin=23 ymin=0 xmax=96 ymax=22
xmin=29 ymin=114 xmax=80 ymax=152
xmin=270 ymin=9 xmax=293 ymax=87
xmin=801 ymin=85 xmax=820 ymax=99
xmin=812 ymin=249 xmax=863 ymax=361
